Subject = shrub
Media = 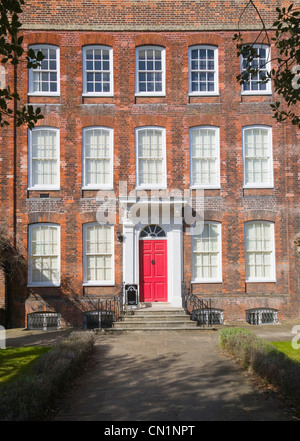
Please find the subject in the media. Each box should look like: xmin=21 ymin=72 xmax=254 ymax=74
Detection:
xmin=219 ymin=328 xmax=300 ymax=409
xmin=0 ymin=331 xmax=95 ymax=421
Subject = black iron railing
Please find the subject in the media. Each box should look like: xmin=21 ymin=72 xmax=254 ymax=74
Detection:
xmin=183 ymin=283 xmax=214 ymax=327
xmin=27 ymin=312 xmax=61 ymax=330
xmin=84 ymin=285 xmax=125 ymax=330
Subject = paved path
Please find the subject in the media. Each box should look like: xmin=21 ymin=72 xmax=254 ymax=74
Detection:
xmin=53 ymin=330 xmax=294 ymax=421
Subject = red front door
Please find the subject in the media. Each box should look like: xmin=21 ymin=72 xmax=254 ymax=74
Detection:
xmin=139 ymin=240 xmax=168 ymax=302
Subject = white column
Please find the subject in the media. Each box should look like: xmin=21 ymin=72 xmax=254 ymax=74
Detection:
xmin=167 ymin=225 xmax=183 ymax=307
xmin=122 ymin=218 xmax=136 ymax=285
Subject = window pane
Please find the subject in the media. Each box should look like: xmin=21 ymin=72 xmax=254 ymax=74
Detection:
xmin=138 ymin=47 xmax=164 ymax=94
xmin=245 ymin=222 xmax=274 ymax=280
xmin=138 ymin=129 xmax=164 ymax=186
xmin=84 ymin=129 xmax=111 ymax=186
xmin=191 ymin=129 xmax=218 ymax=186
xmin=31 ymin=130 xmax=58 ymax=187
xmin=193 ymin=223 xmax=220 ymax=280
xmin=190 ymin=47 xmax=216 ymax=93
xmin=30 ymin=225 xmax=59 ymax=284
xmin=31 ymin=46 xmax=58 ymax=94
xmin=84 ymin=47 xmax=111 ymax=94
xmin=242 ymin=45 xmax=270 ymax=92
xmin=85 ymin=225 xmax=113 ymax=282
xmin=244 ymin=128 xmax=271 ymax=186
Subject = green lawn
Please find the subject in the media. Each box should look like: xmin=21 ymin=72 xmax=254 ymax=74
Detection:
xmin=0 ymin=346 xmax=51 ymax=386
xmin=271 ymin=341 xmax=300 ymax=363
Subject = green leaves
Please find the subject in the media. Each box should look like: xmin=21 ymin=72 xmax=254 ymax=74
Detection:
xmin=234 ymin=2 xmax=300 ymax=127
xmin=0 ymin=0 xmax=44 ymax=128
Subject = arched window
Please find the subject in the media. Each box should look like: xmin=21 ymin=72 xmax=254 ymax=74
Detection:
xmin=140 ymin=225 xmax=166 ymax=238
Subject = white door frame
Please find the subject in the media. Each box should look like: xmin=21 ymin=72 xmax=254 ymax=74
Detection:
xmin=122 ymin=217 xmax=183 ymax=307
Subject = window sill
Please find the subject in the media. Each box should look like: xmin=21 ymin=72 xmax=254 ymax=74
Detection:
xmin=191 ymin=280 xmax=222 ymax=284
xmin=189 ymin=93 xmax=219 ymax=97
xmin=28 ymin=93 xmax=60 ymax=97
xmin=190 ymin=185 xmax=221 ymax=190
xmin=82 ymin=187 xmax=114 ymax=191
xmin=83 ymin=282 xmax=115 ymax=287
xmin=28 ymin=187 xmax=60 ymax=191
xmin=135 ymin=93 xmax=166 ymax=97
xmin=243 ymin=185 xmax=274 ymax=189
xmin=82 ymin=93 xmax=114 ymax=98
xmin=28 ymin=283 xmax=61 ymax=288
xmin=136 ymin=185 xmax=167 ymax=191
xmin=246 ymin=279 xmax=276 ymax=283
xmin=241 ymin=92 xmax=272 ymax=97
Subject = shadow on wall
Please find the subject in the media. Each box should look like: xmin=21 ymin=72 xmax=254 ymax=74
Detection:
xmin=24 ymin=274 xmax=121 ymax=330
xmin=0 ymin=229 xmax=119 ymax=328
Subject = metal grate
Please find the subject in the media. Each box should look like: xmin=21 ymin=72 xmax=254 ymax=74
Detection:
xmin=27 ymin=312 xmax=61 ymax=330
xmin=83 ymin=310 xmax=115 ymax=330
xmin=246 ymin=308 xmax=278 ymax=325
xmin=192 ymin=308 xmax=223 ymax=325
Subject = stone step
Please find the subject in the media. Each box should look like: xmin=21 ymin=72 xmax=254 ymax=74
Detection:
xmin=113 ymin=319 xmax=197 ymax=328
xmin=125 ymin=308 xmax=187 ymax=316
xmin=101 ymin=326 xmax=216 ymax=334
xmin=96 ymin=306 xmax=217 ymax=334
xmin=120 ymin=314 xmax=192 ymax=322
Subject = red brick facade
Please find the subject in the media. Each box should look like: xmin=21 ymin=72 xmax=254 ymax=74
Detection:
xmin=0 ymin=1 xmax=299 ymax=327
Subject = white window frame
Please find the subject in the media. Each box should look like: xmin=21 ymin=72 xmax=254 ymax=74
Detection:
xmin=241 ymin=44 xmax=271 ymax=95
xmin=82 ymin=45 xmax=114 ymax=97
xmin=28 ymin=45 xmax=60 ymax=96
xmin=192 ymin=222 xmax=222 ymax=283
xmin=82 ymin=126 xmax=114 ymax=190
xmin=188 ymin=45 xmax=219 ymax=96
xmin=189 ymin=126 xmax=220 ymax=189
xmin=28 ymin=127 xmax=60 ymax=190
xmin=245 ymin=221 xmax=276 ymax=283
xmin=135 ymin=46 xmax=166 ymax=96
xmin=28 ymin=223 xmax=61 ymax=287
xmin=243 ymin=125 xmax=273 ymax=188
xmin=135 ymin=126 xmax=167 ymax=190
xmin=83 ymin=223 xmax=115 ymax=286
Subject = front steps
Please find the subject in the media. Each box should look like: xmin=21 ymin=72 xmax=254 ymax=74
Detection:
xmin=99 ymin=306 xmax=216 ymax=334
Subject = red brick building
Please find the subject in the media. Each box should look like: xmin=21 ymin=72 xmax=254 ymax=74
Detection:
xmin=0 ymin=0 xmax=299 ymax=328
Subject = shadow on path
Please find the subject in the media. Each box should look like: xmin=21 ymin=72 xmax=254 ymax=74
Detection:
xmin=54 ymin=331 xmax=292 ymax=421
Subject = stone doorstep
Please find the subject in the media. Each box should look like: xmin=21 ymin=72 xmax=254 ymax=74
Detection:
xmin=97 ymin=306 xmax=218 ymax=334
xmin=100 ymin=327 xmax=216 ymax=334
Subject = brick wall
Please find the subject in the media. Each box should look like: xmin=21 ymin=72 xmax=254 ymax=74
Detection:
xmin=20 ymin=0 xmax=292 ymax=30
xmin=0 ymin=24 xmax=299 ymax=326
